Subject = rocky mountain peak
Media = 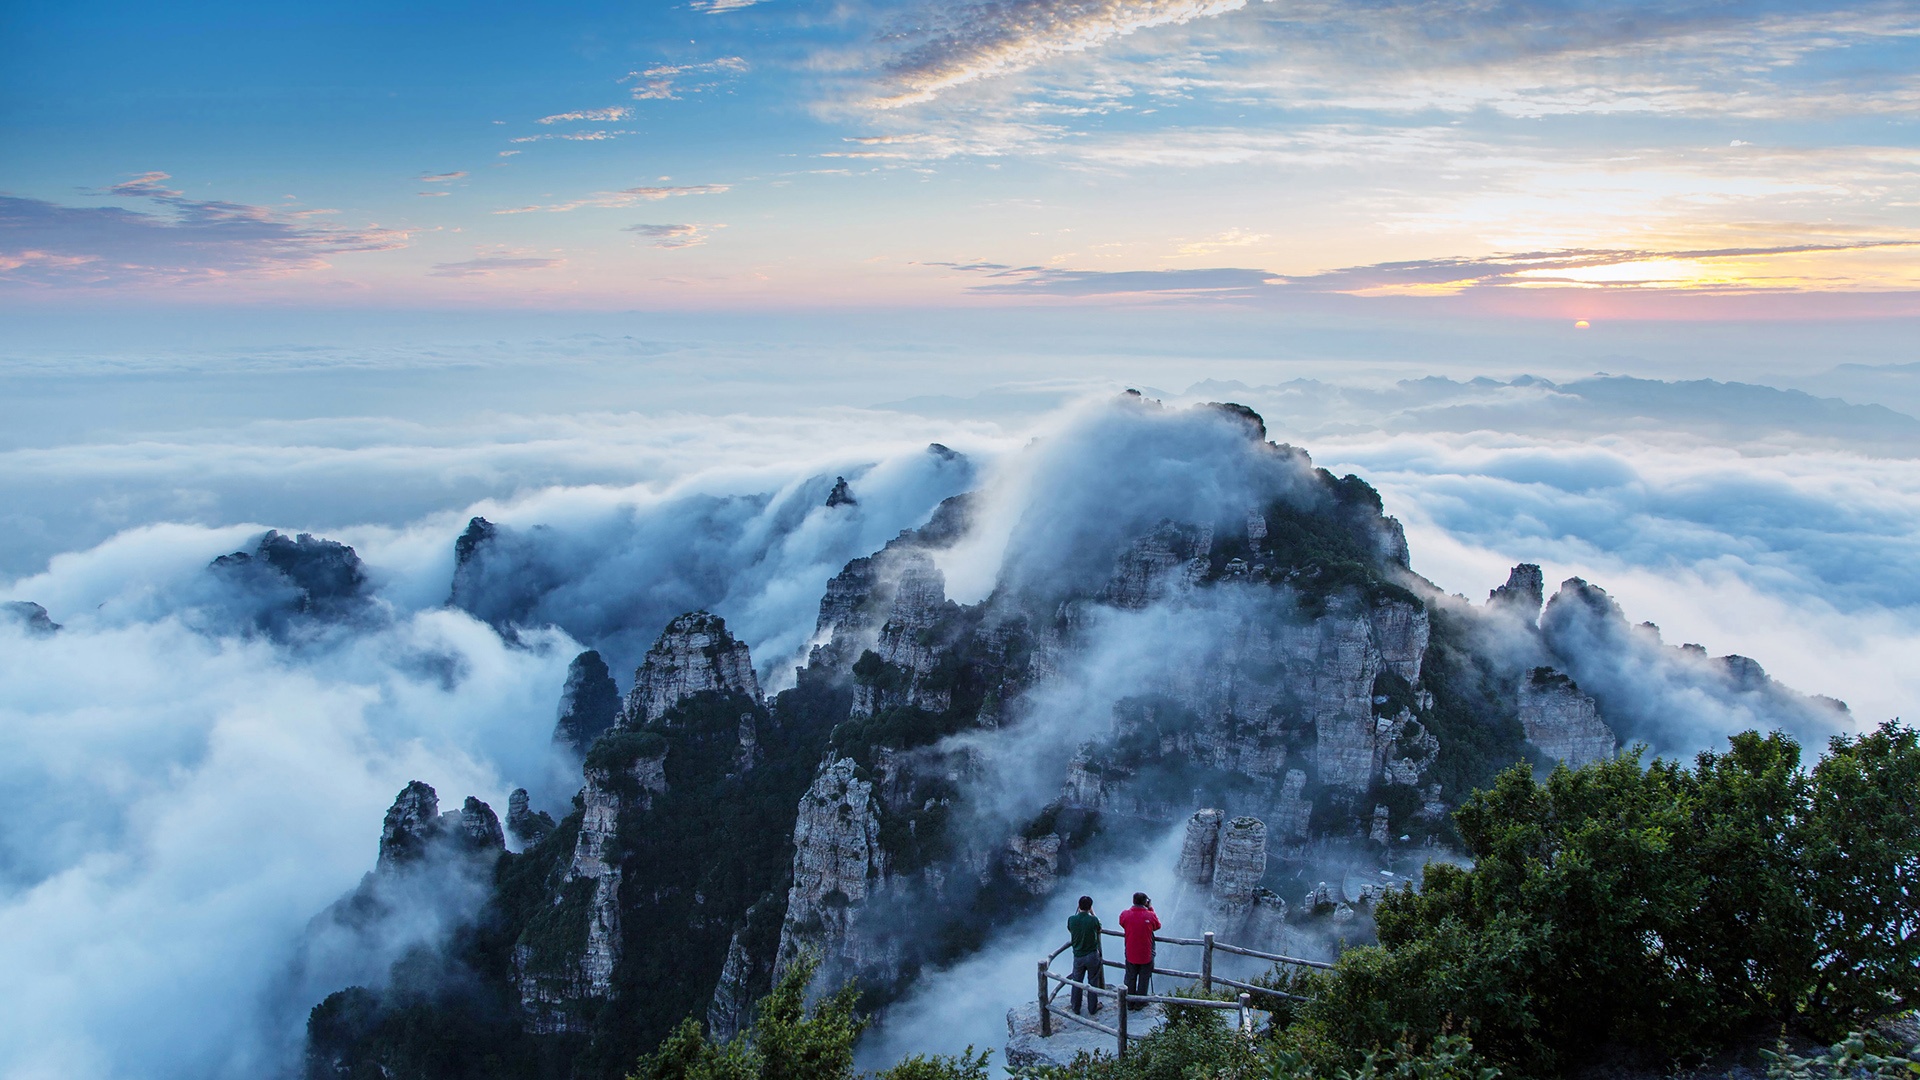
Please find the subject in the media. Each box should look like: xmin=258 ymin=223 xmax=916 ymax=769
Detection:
xmin=825 ymin=476 xmax=857 ymax=508
xmin=3 ymin=600 xmax=60 ymax=635
xmin=375 ymin=781 xmax=504 ymax=871
xmin=1488 ymin=563 xmax=1545 ymax=617
xmin=554 ymin=650 xmax=621 ymax=754
xmin=377 ymin=781 xmax=441 ymax=871
xmin=624 ymin=611 xmax=760 ymax=727
xmin=210 ymin=530 xmax=370 ymax=623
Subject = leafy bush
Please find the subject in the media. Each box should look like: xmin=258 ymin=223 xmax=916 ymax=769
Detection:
xmin=1299 ymin=723 xmax=1920 ymax=1074
xmin=628 ymin=953 xmax=990 ymax=1080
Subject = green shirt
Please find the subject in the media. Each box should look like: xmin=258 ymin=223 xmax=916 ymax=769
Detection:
xmin=1067 ymin=911 xmax=1102 ymax=957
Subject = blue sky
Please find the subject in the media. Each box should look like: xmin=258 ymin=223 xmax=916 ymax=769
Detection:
xmin=4 ymin=0 xmax=1919 ymax=313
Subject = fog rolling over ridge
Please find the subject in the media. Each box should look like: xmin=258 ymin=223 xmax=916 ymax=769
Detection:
xmin=0 ymin=377 xmax=1913 ymax=1080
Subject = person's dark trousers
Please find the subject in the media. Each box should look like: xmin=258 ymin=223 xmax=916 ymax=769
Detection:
xmin=1069 ymin=952 xmax=1104 ymax=1014
xmin=1124 ymin=961 xmax=1151 ymax=1006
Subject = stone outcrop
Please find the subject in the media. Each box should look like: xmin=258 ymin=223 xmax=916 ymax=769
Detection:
xmin=826 ymin=476 xmax=857 ymax=508
xmin=555 ymin=650 xmax=622 ymax=754
xmin=506 ymin=788 xmax=554 ymax=847
xmin=624 ymin=612 xmax=760 ymax=727
xmin=2 ymin=600 xmax=60 ymax=635
xmin=708 ymin=930 xmax=758 ymax=1042
xmin=1176 ymin=809 xmax=1223 ymax=886
xmin=1517 ymin=668 xmax=1616 ymax=768
xmin=378 ymin=781 xmax=443 ymax=871
xmin=1003 ymin=833 xmax=1061 ymax=895
xmin=458 ymin=796 xmax=505 ymax=851
xmin=1206 ymin=816 xmax=1268 ymax=927
xmin=1488 ymin=563 xmax=1545 ymax=618
xmin=210 ymin=530 xmax=372 ymax=628
xmin=1273 ymin=771 xmax=1311 ymax=839
xmin=775 ymin=758 xmax=889 ymax=978
xmin=851 ymin=552 xmax=953 ymax=717
xmin=374 ymin=782 xmax=505 ymax=874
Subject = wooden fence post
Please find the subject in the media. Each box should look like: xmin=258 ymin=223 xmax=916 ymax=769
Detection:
xmin=1038 ymin=959 xmax=1051 ymax=1037
xmin=1238 ymin=992 xmax=1252 ymax=1035
xmin=1115 ymin=987 xmax=1128 ymax=1058
xmin=1202 ymin=931 xmax=1214 ymax=993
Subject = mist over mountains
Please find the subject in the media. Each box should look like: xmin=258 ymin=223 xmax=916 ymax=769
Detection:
xmin=1 ymin=364 xmax=1914 ymax=1080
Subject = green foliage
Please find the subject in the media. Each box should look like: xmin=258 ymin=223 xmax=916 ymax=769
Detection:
xmin=627 ymin=953 xmax=990 ymax=1080
xmin=1797 ymin=723 xmax=1920 ymax=1027
xmin=584 ymin=729 xmax=668 ymax=776
xmin=1414 ymin=606 xmax=1527 ymax=806
xmin=1005 ymin=1013 xmax=1495 ymax=1080
xmin=1764 ymin=1029 xmax=1920 ymax=1080
xmin=1298 ymin=726 xmax=1920 ymax=1076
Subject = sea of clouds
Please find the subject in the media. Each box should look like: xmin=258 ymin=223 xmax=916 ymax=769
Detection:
xmin=1 ymin=320 xmax=1915 ymax=1079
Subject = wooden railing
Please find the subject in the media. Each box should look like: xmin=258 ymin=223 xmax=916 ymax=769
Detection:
xmin=1037 ymin=928 xmax=1333 ymax=1059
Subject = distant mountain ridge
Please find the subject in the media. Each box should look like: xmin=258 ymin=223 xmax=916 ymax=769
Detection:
xmin=297 ymin=396 xmax=1848 ymax=1080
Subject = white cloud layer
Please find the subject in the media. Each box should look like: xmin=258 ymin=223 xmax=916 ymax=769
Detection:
xmin=0 ymin=355 xmax=1914 ymax=1078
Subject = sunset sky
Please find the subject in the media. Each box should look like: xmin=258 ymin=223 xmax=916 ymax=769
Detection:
xmin=6 ymin=0 xmax=1919 ymax=314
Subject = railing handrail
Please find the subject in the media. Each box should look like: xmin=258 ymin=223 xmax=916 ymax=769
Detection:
xmin=1040 ymin=926 xmax=1314 ymax=1058
xmin=1088 ymin=926 xmax=1334 ymax=970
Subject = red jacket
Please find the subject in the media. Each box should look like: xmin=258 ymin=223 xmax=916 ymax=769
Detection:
xmin=1118 ymin=904 xmax=1160 ymax=964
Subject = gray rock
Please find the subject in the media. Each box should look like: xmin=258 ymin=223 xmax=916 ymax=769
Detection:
xmin=1488 ymin=563 xmax=1545 ymax=618
xmin=458 ymin=796 xmax=505 ymax=852
xmin=776 ymin=758 xmax=890 ymax=979
xmin=1517 ymin=668 xmax=1616 ymax=768
xmin=1004 ymin=833 xmax=1061 ymax=895
xmin=377 ymin=781 xmax=441 ymax=871
xmin=1176 ymin=809 xmax=1223 ymax=886
xmin=2 ymin=601 xmax=60 ymax=635
xmin=1206 ymin=817 xmax=1268 ymax=926
xmin=554 ymin=650 xmax=621 ymax=754
xmin=624 ymin=611 xmax=760 ymax=727
xmin=826 ymin=476 xmax=857 ymax=508
xmin=506 ymin=788 xmax=553 ymax=846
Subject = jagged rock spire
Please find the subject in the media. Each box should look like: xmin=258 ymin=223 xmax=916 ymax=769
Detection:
xmin=624 ymin=611 xmax=759 ymax=727
xmin=378 ymin=781 xmax=441 ymax=871
xmin=1489 ymin=563 xmax=1545 ymax=617
xmin=554 ymin=650 xmax=621 ymax=753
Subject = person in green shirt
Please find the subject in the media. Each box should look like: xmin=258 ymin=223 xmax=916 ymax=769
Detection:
xmin=1066 ymin=895 xmax=1105 ymax=1015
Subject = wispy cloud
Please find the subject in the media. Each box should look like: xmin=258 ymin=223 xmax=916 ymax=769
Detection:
xmin=933 ymin=238 xmax=1920 ymax=298
xmin=624 ymin=57 xmax=748 ymax=100
xmin=931 ymin=261 xmax=1273 ymax=297
xmin=494 ymin=184 xmax=730 ymax=214
xmin=869 ymin=0 xmax=1254 ymax=108
xmin=508 ymin=130 xmax=635 ymax=143
xmin=625 ymin=222 xmax=725 ymax=249
xmin=0 ymin=172 xmax=407 ymax=287
xmin=428 ymin=256 xmax=564 ymax=278
xmin=416 ymin=171 xmax=467 ymax=183
xmin=689 ymin=0 xmax=766 ymax=12
xmin=534 ymin=107 xmax=632 ymax=124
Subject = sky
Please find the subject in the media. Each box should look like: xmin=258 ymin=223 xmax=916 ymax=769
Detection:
xmin=4 ymin=0 xmax=1920 ymax=313
xmin=3 ymin=4 xmax=1920 ymax=1078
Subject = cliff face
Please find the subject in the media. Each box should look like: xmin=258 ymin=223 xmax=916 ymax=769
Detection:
xmin=624 ymin=612 xmax=761 ymax=727
xmin=305 ymin=399 xmax=1845 ymax=1080
xmin=775 ymin=758 xmax=890 ymax=976
xmin=554 ymin=650 xmax=622 ymax=754
xmin=1517 ymin=669 xmax=1616 ymax=768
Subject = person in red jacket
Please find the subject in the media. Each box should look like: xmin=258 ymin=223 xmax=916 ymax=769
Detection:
xmin=1117 ymin=891 xmax=1160 ymax=1008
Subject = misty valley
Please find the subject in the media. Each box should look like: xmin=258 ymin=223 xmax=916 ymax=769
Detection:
xmin=14 ymin=396 xmax=1897 ymax=1079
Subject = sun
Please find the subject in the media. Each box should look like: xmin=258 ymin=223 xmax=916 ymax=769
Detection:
xmin=1574 ymin=320 xmax=1591 ymax=329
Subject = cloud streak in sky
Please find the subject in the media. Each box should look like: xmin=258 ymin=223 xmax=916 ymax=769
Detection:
xmin=0 ymin=174 xmax=408 ymax=287
xmin=625 ymin=222 xmax=724 ymax=249
xmin=494 ymin=184 xmax=730 ymax=214
xmin=869 ymin=0 xmax=1256 ymax=107
xmin=934 ymin=239 xmax=1920 ymax=298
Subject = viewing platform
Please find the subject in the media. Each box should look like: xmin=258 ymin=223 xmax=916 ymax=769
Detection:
xmin=1006 ymin=926 xmax=1333 ymax=1067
